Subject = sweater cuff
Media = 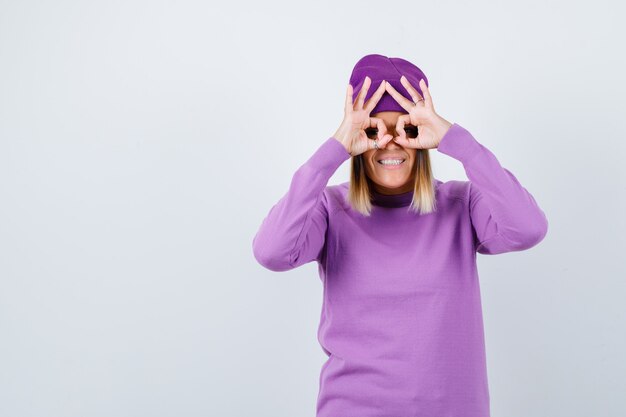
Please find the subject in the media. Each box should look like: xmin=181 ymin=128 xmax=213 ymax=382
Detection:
xmin=436 ymin=123 xmax=483 ymax=163
xmin=307 ymin=137 xmax=352 ymax=171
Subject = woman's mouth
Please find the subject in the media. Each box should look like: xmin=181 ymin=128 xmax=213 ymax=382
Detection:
xmin=377 ymin=158 xmax=406 ymax=170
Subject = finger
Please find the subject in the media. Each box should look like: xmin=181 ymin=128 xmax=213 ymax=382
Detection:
xmin=396 ymin=114 xmax=411 ymax=142
xmin=400 ymin=75 xmax=424 ymax=104
xmin=363 ymin=80 xmax=387 ymax=114
xmin=355 ymin=76 xmax=371 ymax=110
xmin=344 ymin=83 xmax=354 ymax=114
xmin=384 ymin=81 xmax=414 ymax=113
xmin=379 ymin=133 xmax=394 ymax=148
xmin=369 ymin=117 xmax=388 ymax=141
xmin=392 ymin=135 xmax=413 ymax=148
xmin=419 ymin=79 xmax=434 ymax=110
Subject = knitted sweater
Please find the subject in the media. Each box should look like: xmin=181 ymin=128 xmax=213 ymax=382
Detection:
xmin=252 ymin=123 xmax=548 ymax=417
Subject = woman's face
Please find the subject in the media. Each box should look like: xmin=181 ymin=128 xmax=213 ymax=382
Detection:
xmin=363 ymin=111 xmax=418 ymax=194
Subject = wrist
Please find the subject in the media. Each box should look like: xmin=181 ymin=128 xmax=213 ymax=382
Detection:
xmin=332 ymin=127 xmax=354 ymax=153
xmin=331 ymin=136 xmax=351 ymax=153
xmin=434 ymin=117 xmax=453 ymax=145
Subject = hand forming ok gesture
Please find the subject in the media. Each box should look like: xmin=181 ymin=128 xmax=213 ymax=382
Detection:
xmin=332 ymin=76 xmax=395 ymax=156
xmin=384 ymin=76 xmax=453 ymax=150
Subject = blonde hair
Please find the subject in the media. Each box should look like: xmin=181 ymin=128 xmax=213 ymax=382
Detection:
xmin=347 ymin=149 xmax=437 ymax=216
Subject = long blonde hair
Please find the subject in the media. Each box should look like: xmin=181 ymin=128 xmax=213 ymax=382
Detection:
xmin=346 ymin=149 xmax=437 ymax=216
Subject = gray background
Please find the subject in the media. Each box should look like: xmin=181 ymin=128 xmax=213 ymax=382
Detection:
xmin=1 ymin=0 xmax=624 ymax=416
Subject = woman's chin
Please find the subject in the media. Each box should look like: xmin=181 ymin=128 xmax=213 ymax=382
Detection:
xmin=375 ymin=171 xmax=410 ymax=183
xmin=372 ymin=175 xmax=411 ymax=189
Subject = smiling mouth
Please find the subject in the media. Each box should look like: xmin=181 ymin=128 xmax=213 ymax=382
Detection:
xmin=377 ymin=159 xmax=406 ymax=166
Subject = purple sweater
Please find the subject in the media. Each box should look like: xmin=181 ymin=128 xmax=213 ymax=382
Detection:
xmin=252 ymin=123 xmax=548 ymax=417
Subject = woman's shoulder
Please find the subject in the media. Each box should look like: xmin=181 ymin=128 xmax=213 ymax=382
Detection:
xmin=436 ymin=178 xmax=471 ymax=203
xmin=322 ymin=181 xmax=350 ymax=212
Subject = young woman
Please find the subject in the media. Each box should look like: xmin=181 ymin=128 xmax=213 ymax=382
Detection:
xmin=252 ymin=54 xmax=548 ymax=417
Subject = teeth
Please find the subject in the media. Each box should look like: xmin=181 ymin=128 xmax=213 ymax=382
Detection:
xmin=379 ymin=159 xmax=404 ymax=166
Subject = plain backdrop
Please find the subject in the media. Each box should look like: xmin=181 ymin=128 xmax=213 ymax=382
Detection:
xmin=1 ymin=1 xmax=624 ymax=416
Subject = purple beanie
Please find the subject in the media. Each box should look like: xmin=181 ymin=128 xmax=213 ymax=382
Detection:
xmin=349 ymin=54 xmax=429 ymax=115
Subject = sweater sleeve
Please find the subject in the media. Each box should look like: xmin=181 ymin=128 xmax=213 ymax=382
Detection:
xmin=436 ymin=123 xmax=549 ymax=255
xmin=252 ymin=137 xmax=351 ymax=271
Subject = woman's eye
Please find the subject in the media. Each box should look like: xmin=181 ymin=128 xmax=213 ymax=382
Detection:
xmin=365 ymin=129 xmax=378 ymax=139
xmin=405 ymin=126 xmax=418 ymax=138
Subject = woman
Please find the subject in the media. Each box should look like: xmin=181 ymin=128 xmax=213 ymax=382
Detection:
xmin=252 ymin=54 xmax=548 ymax=417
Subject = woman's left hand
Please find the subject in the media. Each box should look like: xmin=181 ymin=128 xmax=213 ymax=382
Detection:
xmin=385 ymin=76 xmax=453 ymax=149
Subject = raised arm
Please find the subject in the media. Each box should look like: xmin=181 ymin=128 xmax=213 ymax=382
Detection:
xmin=437 ymin=123 xmax=549 ymax=254
xmin=252 ymin=137 xmax=351 ymax=271
xmin=253 ymin=77 xmax=394 ymax=271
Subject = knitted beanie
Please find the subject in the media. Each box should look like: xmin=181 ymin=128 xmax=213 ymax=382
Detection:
xmin=348 ymin=54 xmax=429 ymax=115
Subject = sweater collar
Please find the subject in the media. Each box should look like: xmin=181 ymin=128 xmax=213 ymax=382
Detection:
xmin=370 ymin=187 xmax=415 ymax=208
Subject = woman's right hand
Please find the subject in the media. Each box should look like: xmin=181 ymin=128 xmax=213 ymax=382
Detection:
xmin=332 ymin=76 xmax=394 ymax=156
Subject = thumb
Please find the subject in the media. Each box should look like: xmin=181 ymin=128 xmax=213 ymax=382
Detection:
xmin=392 ymin=136 xmax=412 ymax=148
xmin=380 ymin=134 xmax=394 ymax=148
